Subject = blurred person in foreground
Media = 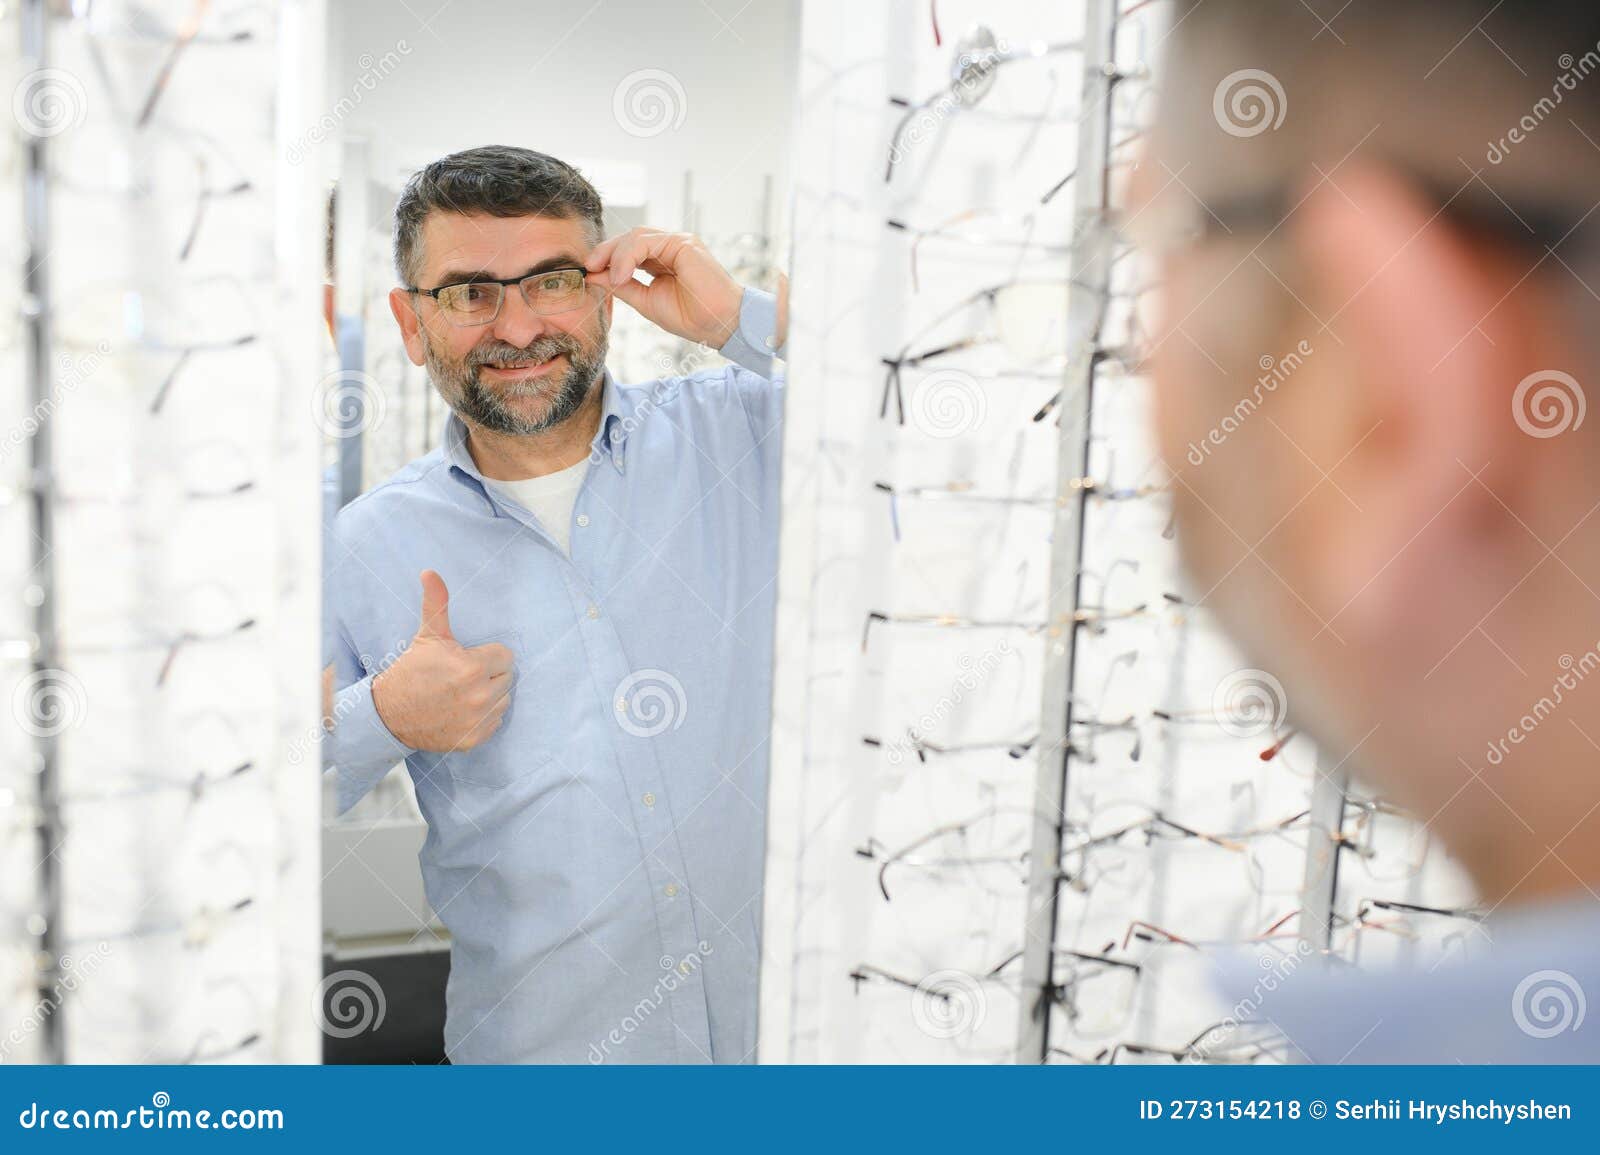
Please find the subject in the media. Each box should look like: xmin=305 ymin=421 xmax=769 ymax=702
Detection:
xmin=1138 ymin=0 xmax=1600 ymax=1061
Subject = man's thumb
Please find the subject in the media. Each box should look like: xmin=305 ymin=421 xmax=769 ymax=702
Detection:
xmin=417 ymin=570 xmax=454 ymax=640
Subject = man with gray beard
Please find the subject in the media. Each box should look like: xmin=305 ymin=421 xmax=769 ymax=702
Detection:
xmin=322 ymin=145 xmax=786 ymax=1063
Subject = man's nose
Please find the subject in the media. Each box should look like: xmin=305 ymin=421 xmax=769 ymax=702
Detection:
xmin=488 ymin=285 xmax=551 ymax=347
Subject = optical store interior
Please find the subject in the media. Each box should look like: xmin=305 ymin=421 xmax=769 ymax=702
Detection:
xmin=3 ymin=0 xmax=1599 ymax=1067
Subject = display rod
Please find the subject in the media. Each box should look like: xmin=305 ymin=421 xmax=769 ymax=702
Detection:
xmin=19 ymin=0 xmax=63 ymax=1066
xmin=335 ymin=136 xmax=369 ymax=509
xmin=1300 ymin=765 xmax=1350 ymax=952
xmin=1014 ymin=0 xmax=1120 ymax=1065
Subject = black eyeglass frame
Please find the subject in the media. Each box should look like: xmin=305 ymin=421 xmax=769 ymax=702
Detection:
xmin=1143 ymin=173 xmax=1593 ymax=261
xmin=405 ymin=266 xmax=599 ymax=326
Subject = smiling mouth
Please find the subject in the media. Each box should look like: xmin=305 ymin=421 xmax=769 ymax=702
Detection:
xmin=481 ymin=353 xmax=565 ymax=377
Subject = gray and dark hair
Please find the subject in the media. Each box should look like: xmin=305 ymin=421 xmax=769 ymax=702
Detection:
xmin=393 ymin=145 xmax=605 ymax=286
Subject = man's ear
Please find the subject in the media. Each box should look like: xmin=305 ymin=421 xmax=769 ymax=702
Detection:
xmin=1286 ymin=162 xmax=1551 ymax=639
xmin=388 ymin=287 xmax=428 ymax=366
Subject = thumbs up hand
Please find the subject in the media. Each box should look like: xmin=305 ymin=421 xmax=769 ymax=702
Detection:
xmin=370 ymin=570 xmax=516 ymax=753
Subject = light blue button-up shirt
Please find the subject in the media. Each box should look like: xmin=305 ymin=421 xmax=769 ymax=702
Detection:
xmin=324 ymin=289 xmax=783 ymax=1064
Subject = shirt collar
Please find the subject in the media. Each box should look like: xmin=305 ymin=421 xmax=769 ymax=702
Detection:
xmin=592 ymin=368 xmax=634 ymax=474
xmin=442 ymin=369 xmax=630 ymax=507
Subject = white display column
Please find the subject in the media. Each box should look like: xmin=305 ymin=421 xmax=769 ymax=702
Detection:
xmin=762 ymin=0 xmax=1094 ymax=1063
xmin=2 ymin=0 xmax=324 ymax=1064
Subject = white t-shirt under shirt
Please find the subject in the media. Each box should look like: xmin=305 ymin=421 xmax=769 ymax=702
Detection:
xmin=485 ymin=457 xmax=590 ymax=555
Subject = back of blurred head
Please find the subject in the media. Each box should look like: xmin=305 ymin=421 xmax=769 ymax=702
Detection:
xmin=1144 ymin=1 xmax=1600 ymax=906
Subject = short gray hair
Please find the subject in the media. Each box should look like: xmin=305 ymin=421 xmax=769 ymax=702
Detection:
xmin=393 ymin=145 xmax=604 ymax=285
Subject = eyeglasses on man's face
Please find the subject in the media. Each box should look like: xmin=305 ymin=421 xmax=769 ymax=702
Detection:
xmin=1123 ymin=165 xmax=1595 ymax=266
xmin=408 ymin=267 xmax=596 ymax=327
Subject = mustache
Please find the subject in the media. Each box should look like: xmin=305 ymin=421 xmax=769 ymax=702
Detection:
xmin=468 ymin=334 xmax=581 ymax=368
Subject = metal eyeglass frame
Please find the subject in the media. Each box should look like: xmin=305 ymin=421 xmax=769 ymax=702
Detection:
xmin=406 ymin=267 xmax=599 ymax=327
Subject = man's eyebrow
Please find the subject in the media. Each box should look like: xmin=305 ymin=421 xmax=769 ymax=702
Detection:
xmin=430 ymin=254 xmax=586 ymax=285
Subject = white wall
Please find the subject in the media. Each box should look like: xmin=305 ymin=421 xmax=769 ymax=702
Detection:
xmin=324 ymin=0 xmax=799 ymax=237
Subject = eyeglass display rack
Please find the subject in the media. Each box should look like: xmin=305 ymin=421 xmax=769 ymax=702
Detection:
xmin=16 ymin=0 xmax=64 ymax=1066
xmin=765 ymin=0 xmax=1125 ymax=1062
xmin=761 ymin=0 xmax=1474 ymax=1065
xmin=1013 ymin=0 xmax=1119 ymax=1063
xmin=3 ymin=0 xmax=324 ymax=1063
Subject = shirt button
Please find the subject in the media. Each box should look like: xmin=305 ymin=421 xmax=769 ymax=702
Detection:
xmin=763 ymin=335 xmax=777 ymax=350
xmin=586 ymin=604 xmax=600 ymax=619
xmin=664 ymin=883 xmax=679 ymax=898
xmin=642 ymin=792 xmax=656 ymax=807
xmin=616 ymin=697 xmax=628 ymax=712
xmin=576 ymin=514 xmax=590 ymax=528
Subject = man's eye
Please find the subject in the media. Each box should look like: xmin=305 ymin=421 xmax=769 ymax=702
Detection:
xmin=461 ymin=284 xmax=493 ymax=304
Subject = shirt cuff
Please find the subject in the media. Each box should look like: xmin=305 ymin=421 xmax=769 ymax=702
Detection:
xmin=717 ymin=287 xmax=784 ymax=377
xmin=327 ymin=674 xmax=414 ymax=813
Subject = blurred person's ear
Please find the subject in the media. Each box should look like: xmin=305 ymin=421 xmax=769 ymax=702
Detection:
xmin=1283 ymin=162 xmax=1582 ymax=658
